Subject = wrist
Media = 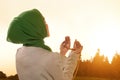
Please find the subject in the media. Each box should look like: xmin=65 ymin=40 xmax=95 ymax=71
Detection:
xmin=60 ymin=50 xmax=65 ymax=56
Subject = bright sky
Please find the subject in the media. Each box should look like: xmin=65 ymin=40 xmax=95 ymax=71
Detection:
xmin=0 ymin=0 xmax=120 ymax=76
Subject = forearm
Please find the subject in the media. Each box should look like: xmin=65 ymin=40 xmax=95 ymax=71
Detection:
xmin=63 ymin=52 xmax=80 ymax=80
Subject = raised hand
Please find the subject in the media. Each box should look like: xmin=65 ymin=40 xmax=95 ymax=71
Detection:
xmin=72 ymin=40 xmax=83 ymax=54
xmin=60 ymin=36 xmax=70 ymax=56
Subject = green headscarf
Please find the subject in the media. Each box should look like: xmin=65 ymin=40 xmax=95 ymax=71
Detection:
xmin=7 ymin=9 xmax=52 ymax=51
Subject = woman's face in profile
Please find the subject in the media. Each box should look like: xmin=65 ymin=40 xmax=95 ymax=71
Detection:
xmin=45 ymin=23 xmax=50 ymax=37
xmin=44 ymin=19 xmax=50 ymax=37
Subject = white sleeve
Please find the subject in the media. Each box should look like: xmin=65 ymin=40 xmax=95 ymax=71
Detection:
xmin=60 ymin=52 xmax=80 ymax=80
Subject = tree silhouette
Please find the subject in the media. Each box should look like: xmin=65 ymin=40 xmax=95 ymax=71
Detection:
xmin=92 ymin=49 xmax=105 ymax=64
xmin=0 ymin=71 xmax=7 ymax=78
xmin=111 ymin=52 xmax=120 ymax=78
xmin=8 ymin=74 xmax=19 ymax=80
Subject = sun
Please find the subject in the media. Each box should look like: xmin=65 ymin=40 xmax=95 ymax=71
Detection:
xmin=90 ymin=27 xmax=120 ymax=63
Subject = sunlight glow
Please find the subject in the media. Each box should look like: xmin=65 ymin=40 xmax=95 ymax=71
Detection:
xmin=1 ymin=0 xmax=120 ymax=76
xmin=90 ymin=24 xmax=120 ymax=62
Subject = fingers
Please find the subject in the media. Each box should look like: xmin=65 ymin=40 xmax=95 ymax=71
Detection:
xmin=60 ymin=36 xmax=71 ymax=56
xmin=76 ymin=40 xmax=82 ymax=48
xmin=61 ymin=36 xmax=70 ymax=49
xmin=72 ymin=39 xmax=83 ymax=54
xmin=60 ymin=36 xmax=83 ymax=55
xmin=65 ymin=36 xmax=70 ymax=42
xmin=65 ymin=36 xmax=70 ymax=48
xmin=73 ymin=40 xmax=82 ymax=49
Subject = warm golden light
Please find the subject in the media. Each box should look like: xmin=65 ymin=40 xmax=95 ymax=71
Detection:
xmin=89 ymin=25 xmax=120 ymax=63
xmin=0 ymin=0 xmax=120 ymax=76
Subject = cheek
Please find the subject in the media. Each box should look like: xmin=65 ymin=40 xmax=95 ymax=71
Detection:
xmin=46 ymin=24 xmax=50 ymax=36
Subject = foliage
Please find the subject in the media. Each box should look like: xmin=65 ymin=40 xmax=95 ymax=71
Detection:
xmin=1 ymin=49 xmax=120 ymax=79
xmin=74 ymin=77 xmax=118 ymax=80
xmin=75 ymin=49 xmax=120 ymax=79
xmin=0 ymin=71 xmax=7 ymax=79
xmin=7 ymin=74 xmax=19 ymax=80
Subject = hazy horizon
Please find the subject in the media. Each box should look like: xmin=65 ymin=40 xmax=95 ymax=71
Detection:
xmin=0 ymin=0 xmax=120 ymax=76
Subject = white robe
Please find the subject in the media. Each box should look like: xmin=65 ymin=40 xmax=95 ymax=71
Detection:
xmin=16 ymin=46 xmax=80 ymax=80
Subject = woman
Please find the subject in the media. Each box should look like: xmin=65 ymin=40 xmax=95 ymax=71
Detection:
xmin=7 ymin=9 xmax=83 ymax=80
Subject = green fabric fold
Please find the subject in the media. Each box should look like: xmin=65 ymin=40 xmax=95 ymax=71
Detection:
xmin=7 ymin=9 xmax=52 ymax=51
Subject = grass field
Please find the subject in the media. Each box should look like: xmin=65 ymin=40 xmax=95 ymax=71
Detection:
xmin=0 ymin=77 xmax=120 ymax=80
xmin=74 ymin=77 xmax=120 ymax=80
